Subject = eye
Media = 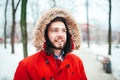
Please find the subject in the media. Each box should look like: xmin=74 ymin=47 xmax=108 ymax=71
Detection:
xmin=51 ymin=29 xmax=58 ymax=32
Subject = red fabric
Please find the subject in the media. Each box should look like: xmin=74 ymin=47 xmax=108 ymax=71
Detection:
xmin=14 ymin=51 xmax=87 ymax=80
xmin=43 ymin=42 xmax=46 ymax=49
xmin=56 ymin=59 xmax=62 ymax=68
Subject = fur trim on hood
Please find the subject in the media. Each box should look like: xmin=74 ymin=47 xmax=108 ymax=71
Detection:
xmin=33 ymin=8 xmax=80 ymax=51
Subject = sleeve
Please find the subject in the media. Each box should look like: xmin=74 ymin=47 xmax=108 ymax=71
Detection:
xmin=79 ymin=58 xmax=87 ymax=80
xmin=13 ymin=61 xmax=30 ymax=80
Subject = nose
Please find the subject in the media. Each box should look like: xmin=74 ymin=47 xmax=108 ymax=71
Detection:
xmin=58 ymin=30 xmax=63 ymax=35
xmin=57 ymin=30 xmax=65 ymax=39
xmin=58 ymin=35 xmax=63 ymax=39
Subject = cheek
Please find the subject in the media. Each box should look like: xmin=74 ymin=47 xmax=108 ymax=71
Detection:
xmin=48 ymin=33 xmax=55 ymax=41
xmin=64 ymin=34 xmax=67 ymax=41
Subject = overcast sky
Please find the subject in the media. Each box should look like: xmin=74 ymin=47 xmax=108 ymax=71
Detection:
xmin=0 ymin=0 xmax=120 ymax=31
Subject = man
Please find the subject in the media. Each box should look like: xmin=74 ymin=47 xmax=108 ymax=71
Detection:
xmin=14 ymin=8 xmax=87 ymax=80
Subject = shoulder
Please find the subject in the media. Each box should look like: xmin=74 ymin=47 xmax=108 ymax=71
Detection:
xmin=66 ymin=52 xmax=81 ymax=60
xmin=65 ymin=52 xmax=83 ymax=64
xmin=19 ymin=51 xmax=45 ymax=65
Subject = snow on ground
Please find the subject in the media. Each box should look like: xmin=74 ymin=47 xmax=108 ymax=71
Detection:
xmin=89 ymin=43 xmax=120 ymax=80
xmin=0 ymin=43 xmax=120 ymax=80
xmin=0 ymin=43 xmax=36 ymax=80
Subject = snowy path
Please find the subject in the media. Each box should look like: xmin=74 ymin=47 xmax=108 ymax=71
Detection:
xmin=0 ymin=43 xmax=120 ymax=80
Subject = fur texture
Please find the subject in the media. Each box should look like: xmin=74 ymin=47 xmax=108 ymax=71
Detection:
xmin=33 ymin=8 xmax=80 ymax=51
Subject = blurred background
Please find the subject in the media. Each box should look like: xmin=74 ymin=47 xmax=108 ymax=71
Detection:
xmin=0 ymin=0 xmax=120 ymax=80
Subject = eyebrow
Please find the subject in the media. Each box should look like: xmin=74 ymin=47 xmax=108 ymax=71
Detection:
xmin=50 ymin=27 xmax=66 ymax=29
xmin=50 ymin=28 xmax=67 ymax=31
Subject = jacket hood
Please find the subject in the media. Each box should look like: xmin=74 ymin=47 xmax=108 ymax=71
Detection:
xmin=33 ymin=8 xmax=80 ymax=51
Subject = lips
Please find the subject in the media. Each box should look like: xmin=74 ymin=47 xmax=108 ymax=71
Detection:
xmin=55 ymin=39 xmax=64 ymax=42
xmin=54 ymin=39 xmax=64 ymax=46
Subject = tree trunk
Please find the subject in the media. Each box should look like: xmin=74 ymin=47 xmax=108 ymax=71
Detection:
xmin=20 ymin=0 xmax=28 ymax=58
xmin=11 ymin=0 xmax=21 ymax=53
xmin=4 ymin=0 xmax=8 ymax=48
xmin=11 ymin=0 xmax=15 ymax=53
xmin=52 ymin=0 xmax=56 ymax=7
xmin=108 ymin=0 xmax=112 ymax=55
xmin=86 ymin=0 xmax=90 ymax=47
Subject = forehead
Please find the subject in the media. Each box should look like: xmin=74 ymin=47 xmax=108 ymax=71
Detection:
xmin=49 ymin=21 xmax=66 ymax=29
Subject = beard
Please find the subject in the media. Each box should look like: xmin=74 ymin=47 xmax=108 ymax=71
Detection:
xmin=50 ymin=40 xmax=66 ymax=50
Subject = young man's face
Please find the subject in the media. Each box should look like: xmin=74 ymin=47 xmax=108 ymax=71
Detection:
xmin=48 ymin=21 xmax=67 ymax=50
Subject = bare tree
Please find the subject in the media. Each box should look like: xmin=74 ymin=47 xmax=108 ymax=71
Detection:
xmin=4 ymin=0 xmax=8 ymax=48
xmin=86 ymin=0 xmax=90 ymax=47
xmin=118 ymin=32 xmax=120 ymax=43
xmin=11 ymin=0 xmax=21 ymax=53
xmin=52 ymin=0 xmax=56 ymax=7
xmin=108 ymin=0 xmax=112 ymax=55
xmin=20 ymin=0 xmax=28 ymax=58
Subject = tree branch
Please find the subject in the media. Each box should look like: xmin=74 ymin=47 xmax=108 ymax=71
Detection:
xmin=14 ymin=0 xmax=21 ymax=13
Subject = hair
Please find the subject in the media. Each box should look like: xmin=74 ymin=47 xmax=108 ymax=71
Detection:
xmin=44 ymin=17 xmax=72 ymax=57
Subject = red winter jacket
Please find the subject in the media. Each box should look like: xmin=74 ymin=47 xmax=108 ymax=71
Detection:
xmin=14 ymin=51 xmax=87 ymax=80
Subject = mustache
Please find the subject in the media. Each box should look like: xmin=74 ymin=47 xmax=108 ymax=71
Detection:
xmin=54 ymin=39 xmax=64 ymax=42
